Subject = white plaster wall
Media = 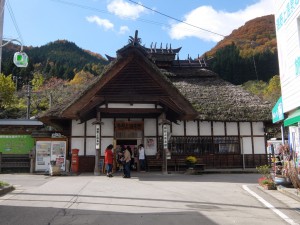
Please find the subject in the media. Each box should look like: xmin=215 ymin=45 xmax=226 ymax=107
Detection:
xmin=101 ymin=118 xmax=114 ymax=136
xmin=144 ymin=119 xmax=156 ymax=136
xmin=240 ymin=122 xmax=251 ymax=135
xmin=86 ymin=119 xmax=96 ymax=136
xmin=86 ymin=138 xmax=96 ymax=155
xmin=71 ymin=138 xmax=85 ymax=155
xmin=253 ymin=137 xmax=266 ymax=154
xmin=226 ymin=122 xmax=238 ymax=135
xmin=72 ymin=120 xmax=85 ymax=136
xmin=241 ymin=137 xmax=252 ymax=154
xmin=100 ymin=138 xmax=114 ymax=156
xmin=200 ymin=121 xmax=211 ymax=136
xmin=252 ymin=122 xmax=265 ymax=135
xmin=213 ymin=122 xmax=225 ymax=136
xmin=172 ymin=121 xmax=184 ymax=136
xmin=186 ymin=121 xmax=198 ymax=136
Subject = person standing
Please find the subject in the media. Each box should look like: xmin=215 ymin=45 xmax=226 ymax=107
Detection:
xmin=123 ymin=146 xmax=131 ymax=178
xmin=138 ymin=144 xmax=146 ymax=172
xmin=104 ymin=144 xmax=114 ymax=177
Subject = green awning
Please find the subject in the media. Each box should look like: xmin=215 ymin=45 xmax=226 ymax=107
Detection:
xmin=284 ymin=108 xmax=300 ymax=127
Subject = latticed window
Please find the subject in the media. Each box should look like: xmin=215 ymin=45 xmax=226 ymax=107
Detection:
xmin=158 ymin=136 xmax=240 ymax=155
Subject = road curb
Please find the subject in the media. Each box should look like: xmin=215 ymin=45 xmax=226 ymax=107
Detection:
xmin=0 ymin=185 xmax=15 ymax=196
xmin=277 ymin=185 xmax=300 ymax=202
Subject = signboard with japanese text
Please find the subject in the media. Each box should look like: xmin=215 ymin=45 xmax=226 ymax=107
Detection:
xmin=95 ymin=124 xmax=100 ymax=149
xmin=275 ymin=0 xmax=300 ymax=112
xmin=272 ymin=97 xmax=284 ymax=123
xmin=0 ymin=135 xmax=34 ymax=154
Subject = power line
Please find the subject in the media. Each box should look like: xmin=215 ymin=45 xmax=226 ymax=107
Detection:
xmin=49 ymin=0 xmax=215 ymax=38
xmin=5 ymin=0 xmax=24 ymax=45
xmin=49 ymin=0 xmax=166 ymax=27
xmin=127 ymin=0 xmax=226 ymax=38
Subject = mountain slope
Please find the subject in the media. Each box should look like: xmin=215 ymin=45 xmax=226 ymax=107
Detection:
xmin=206 ymin=14 xmax=277 ymax=58
xmin=205 ymin=15 xmax=279 ymax=85
xmin=1 ymin=40 xmax=108 ymax=83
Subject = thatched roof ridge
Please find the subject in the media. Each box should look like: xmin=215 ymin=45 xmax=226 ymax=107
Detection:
xmin=168 ymin=72 xmax=271 ymax=121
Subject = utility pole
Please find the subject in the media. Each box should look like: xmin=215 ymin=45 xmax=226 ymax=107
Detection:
xmin=0 ymin=0 xmax=5 ymax=74
xmin=26 ymin=83 xmax=31 ymax=119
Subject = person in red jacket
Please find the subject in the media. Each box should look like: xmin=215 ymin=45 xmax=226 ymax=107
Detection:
xmin=105 ymin=144 xmax=114 ymax=177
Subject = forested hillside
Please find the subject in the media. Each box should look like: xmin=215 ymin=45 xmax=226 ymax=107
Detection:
xmin=2 ymin=40 xmax=108 ymax=89
xmin=205 ymin=15 xmax=279 ymax=85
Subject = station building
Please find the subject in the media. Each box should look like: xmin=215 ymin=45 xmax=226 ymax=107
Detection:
xmin=39 ymin=32 xmax=272 ymax=173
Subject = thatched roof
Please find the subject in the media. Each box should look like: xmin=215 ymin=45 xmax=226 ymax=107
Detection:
xmin=163 ymin=68 xmax=271 ymax=121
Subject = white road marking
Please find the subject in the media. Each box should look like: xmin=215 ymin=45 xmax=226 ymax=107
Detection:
xmin=243 ymin=185 xmax=299 ymax=225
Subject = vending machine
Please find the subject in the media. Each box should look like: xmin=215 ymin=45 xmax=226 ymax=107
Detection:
xmin=35 ymin=138 xmax=67 ymax=172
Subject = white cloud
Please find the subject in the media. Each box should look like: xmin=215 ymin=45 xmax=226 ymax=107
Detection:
xmin=119 ymin=26 xmax=130 ymax=34
xmin=107 ymin=0 xmax=145 ymax=20
xmin=169 ymin=0 xmax=275 ymax=42
xmin=86 ymin=16 xmax=114 ymax=30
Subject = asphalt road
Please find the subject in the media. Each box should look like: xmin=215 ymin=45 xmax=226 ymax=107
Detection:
xmin=0 ymin=172 xmax=299 ymax=225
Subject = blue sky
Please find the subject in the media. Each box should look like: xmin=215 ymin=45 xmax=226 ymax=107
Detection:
xmin=3 ymin=0 xmax=275 ymax=60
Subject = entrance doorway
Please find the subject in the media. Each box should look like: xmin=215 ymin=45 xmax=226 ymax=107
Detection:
xmin=115 ymin=139 xmax=142 ymax=171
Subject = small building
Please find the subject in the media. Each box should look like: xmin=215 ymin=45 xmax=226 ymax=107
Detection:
xmin=39 ymin=31 xmax=272 ymax=173
xmin=0 ymin=119 xmax=44 ymax=172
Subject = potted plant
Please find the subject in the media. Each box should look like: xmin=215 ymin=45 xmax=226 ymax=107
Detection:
xmin=258 ymin=177 xmax=276 ymax=190
xmin=256 ymin=165 xmax=276 ymax=190
xmin=185 ymin=156 xmax=197 ymax=169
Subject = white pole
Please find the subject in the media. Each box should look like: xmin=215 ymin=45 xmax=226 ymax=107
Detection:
xmin=0 ymin=0 xmax=5 ymax=74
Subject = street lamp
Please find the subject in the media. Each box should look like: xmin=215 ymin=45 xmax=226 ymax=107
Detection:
xmin=1 ymin=38 xmax=29 ymax=68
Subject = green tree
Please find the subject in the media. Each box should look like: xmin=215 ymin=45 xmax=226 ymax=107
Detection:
xmin=31 ymin=72 xmax=45 ymax=91
xmin=0 ymin=74 xmax=16 ymax=108
xmin=242 ymin=80 xmax=268 ymax=99
xmin=263 ymin=75 xmax=281 ymax=105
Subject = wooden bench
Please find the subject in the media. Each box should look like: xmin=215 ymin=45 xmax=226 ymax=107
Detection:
xmin=146 ymin=156 xmax=163 ymax=171
xmin=175 ymin=158 xmax=187 ymax=171
xmin=145 ymin=156 xmax=205 ymax=172
xmin=194 ymin=163 xmax=206 ymax=170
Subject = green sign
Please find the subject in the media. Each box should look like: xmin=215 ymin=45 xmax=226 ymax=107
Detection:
xmin=272 ymin=97 xmax=284 ymax=123
xmin=0 ymin=135 xmax=34 ymax=154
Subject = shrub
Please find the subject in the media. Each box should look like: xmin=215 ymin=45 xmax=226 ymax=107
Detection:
xmin=185 ymin=156 xmax=197 ymax=164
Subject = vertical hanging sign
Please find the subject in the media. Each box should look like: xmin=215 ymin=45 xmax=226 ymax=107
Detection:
xmin=163 ymin=124 xmax=168 ymax=149
xmin=95 ymin=124 xmax=100 ymax=150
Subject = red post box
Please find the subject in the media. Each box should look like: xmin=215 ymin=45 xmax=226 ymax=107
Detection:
xmin=71 ymin=149 xmax=79 ymax=172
